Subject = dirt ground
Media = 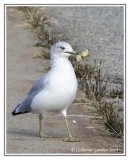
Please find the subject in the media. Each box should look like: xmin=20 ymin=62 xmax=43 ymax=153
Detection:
xmin=6 ymin=7 xmax=123 ymax=155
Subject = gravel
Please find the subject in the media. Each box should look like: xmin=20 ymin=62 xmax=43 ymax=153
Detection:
xmin=42 ymin=6 xmax=124 ymax=81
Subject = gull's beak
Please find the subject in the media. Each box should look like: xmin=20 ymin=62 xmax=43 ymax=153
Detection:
xmin=65 ymin=50 xmax=78 ymax=55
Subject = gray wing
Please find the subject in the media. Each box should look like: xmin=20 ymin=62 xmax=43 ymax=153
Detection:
xmin=12 ymin=74 xmax=47 ymax=115
xmin=28 ymin=74 xmax=47 ymax=96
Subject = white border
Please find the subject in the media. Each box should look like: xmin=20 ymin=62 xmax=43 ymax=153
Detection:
xmin=1 ymin=1 xmax=128 ymax=160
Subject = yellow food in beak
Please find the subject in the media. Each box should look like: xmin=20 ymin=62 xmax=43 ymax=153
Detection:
xmin=76 ymin=55 xmax=83 ymax=62
xmin=76 ymin=49 xmax=90 ymax=62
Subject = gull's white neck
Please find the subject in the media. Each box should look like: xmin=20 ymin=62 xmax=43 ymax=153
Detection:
xmin=49 ymin=55 xmax=77 ymax=98
xmin=50 ymin=55 xmax=73 ymax=71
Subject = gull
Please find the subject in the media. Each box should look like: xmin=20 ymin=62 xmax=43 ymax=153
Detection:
xmin=12 ymin=41 xmax=79 ymax=142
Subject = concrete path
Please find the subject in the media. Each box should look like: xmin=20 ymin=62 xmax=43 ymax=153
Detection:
xmin=6 ymin=8 xmax=122 ymax=154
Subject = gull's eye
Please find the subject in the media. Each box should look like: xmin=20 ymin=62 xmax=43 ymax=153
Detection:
xmin=60 ymin=46 xmax=65 ymax=50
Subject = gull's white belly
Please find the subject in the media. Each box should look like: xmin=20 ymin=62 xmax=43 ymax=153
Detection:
xmin=31 ymin=87 xmax=76 ymax=114
xmin=31 ymin=74 xmax=77 ymax=114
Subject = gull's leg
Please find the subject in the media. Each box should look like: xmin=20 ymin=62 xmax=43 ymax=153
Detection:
xmin=63 ymin=116 xmax=79 ymax=142
xmin=38 ymin=114 xmax=49 ymax=139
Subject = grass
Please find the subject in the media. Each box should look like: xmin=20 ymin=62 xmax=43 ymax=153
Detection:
xmin=70 ymin=59 xmax=124 ymax=138
xmin=22 ymin=7 xmax=51 ymax=29
xmin=19 ymin=7 xmax=124 ymax=140
xmin=101 ymin=103 xmax=123 ymax=137
xmin=19 ymin=7 xmax=68 ymax=60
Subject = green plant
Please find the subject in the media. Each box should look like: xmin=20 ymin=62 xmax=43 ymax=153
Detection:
xmin=25 ymin=7 xmax=51 ymax=29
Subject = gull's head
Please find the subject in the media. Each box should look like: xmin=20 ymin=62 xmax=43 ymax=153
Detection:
xmin=50 ymin=41 xmax=77 ymax=59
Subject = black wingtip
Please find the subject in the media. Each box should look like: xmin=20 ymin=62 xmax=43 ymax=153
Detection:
xmin=12 ymin=110 xmax=29 ymax=116
xmin=11 ymin=110 xmax=20 ymax=116
xmin=12 ymin=104 xmax=20 ymax=116
xmin=12 ymin=111 xmax=16 ymax=116
xmin=12 ymin=104 xmax=30 ymax=116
